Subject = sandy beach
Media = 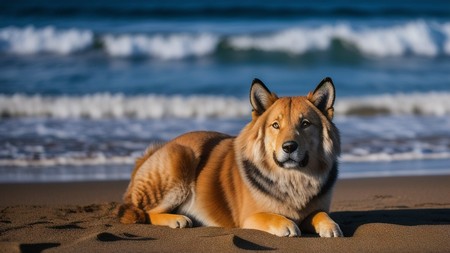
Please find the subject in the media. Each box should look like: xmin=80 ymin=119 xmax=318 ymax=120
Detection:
xmin=1 ymin=175 xmax=449 ymax=253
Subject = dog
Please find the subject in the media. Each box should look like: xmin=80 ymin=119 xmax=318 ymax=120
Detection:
xmin=118 ymin=77 xmax=343 ymax=237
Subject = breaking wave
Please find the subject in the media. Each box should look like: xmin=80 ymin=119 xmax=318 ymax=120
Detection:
xmin=1 ymin=92 xmax=450 ymax=119
xmin=0 ymin=26 xmax=93 ymax=55
xmin=0 ymin=155 xmax=134 ymax=168
xmin=0 ymin=94 xmax=250 ymax=119
xmin=229 ymin=21 xmax=449 ymax=57
xmin=1 ymin=21 xmax=450 ymax=59
xmin=1 ymin=152 xmax=450 ymax=169
xmin=102 ymin=33 xmax=218 ymax=59
xmin=335 ymin=92 xmax=450 ymax=116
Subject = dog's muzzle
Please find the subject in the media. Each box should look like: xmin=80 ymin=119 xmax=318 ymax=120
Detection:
xmin=273 ymin=151 xmax=309 ymax=169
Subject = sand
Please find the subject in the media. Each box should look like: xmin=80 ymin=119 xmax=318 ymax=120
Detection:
xmin=1 ymin=175 xmax=450 ymax=253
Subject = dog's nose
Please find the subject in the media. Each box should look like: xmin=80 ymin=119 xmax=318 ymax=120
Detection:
xmin=282 ymin=141 xmax=298 ymax=154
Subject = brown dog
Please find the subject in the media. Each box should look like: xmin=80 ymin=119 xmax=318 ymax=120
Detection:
xmin=118 ymin=77 xmax=343 ymax=237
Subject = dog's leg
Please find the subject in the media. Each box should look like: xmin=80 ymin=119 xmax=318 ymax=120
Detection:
xmin=143 ymin=189 xmax=194 ymax=229
xmin=121 ymin=142 xmax=197 ymax=228
xmin=242 ymin=212 xmax=301 ymax=237
xmin=301 ymin=211 xmax=343 ymax=237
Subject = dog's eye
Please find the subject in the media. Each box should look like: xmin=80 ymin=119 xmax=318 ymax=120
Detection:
xmin=301 ymin=119 xmax=311 ymax=129
xmin=271 ymin=122 xmax=280 ymax=129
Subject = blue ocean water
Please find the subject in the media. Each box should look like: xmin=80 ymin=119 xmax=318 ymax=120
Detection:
xmin=1 ymin=0 xmax=450 ymax=182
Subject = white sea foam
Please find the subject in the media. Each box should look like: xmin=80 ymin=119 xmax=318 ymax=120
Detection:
xmin=229 ymin=21 xmax=449 ymax=57
xmin=1 ymin=145 xmax=449 ymax=181
xmin=0 ymin=94 xmax=250 ymax=119
xmin=0 ymin=155 xmax=134 ymax=167
xmin=1 ymin=21 xmax=450 ymax=58
xmin=339 ymin=158 xmax=450 ymax=179
xmin=335 ymin=92 xmax=450 ymax=116
xmin=1 ymin=149 xmax=449 ymax=168
xmin=229 ymin=26 xmax=334 ymax=54
xmin=102 ymin=33 xmax=219 ymax=59
xmin=0 ymin=26 xmax=218 ymax=59
xmin=341 ymin=152 xmax=450 ymax=163
xmin=1 ymin=92 xmax=450 ymax=119
xmin=0 ymin=26 xmax=93 ymax=55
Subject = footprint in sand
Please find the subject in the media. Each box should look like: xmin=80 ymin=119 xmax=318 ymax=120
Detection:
xmin=20 ymin=243 xmax=61 ymax=253
xmin=96 ymin=232 xmax=155 ymax=242
xmin=47 ymin=222 xmax=85 ymax=230
xmin=200 ymin=234 xmax=275 ymax=251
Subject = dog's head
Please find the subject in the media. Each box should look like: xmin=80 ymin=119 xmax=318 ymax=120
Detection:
xmin=239 ymin=77 xmax=340 ymax=172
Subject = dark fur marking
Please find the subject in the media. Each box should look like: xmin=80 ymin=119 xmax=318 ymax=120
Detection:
xmin=117 ymin=203 xmax=149 ymax=223
xmin=242 ymin=160 xmax=285 ymax=202
xmin=195 ymin=133 xmax=233 ymax=177
xmin=243 ymin=159 xmax=338 ymax=207
xmin=117 ymin=204 xmax=127 ymax=218
xmin=311 ymin=161 xmax=338 ymax=201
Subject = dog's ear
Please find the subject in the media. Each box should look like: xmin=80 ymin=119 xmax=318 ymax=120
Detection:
xmin=250 ymin=78 xmax=278 ymax=116
xmin=308 ymin=77 xmax=336 ymax=120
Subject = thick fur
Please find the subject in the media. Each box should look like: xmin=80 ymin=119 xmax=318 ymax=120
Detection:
xmin=118 ymin=77 xmax=343 ymax=237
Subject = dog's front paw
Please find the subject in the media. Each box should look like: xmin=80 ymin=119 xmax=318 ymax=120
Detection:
xmin=168 ymin=214 xmax=193 ymax=228
xmin=243 ymin=212 xmax=301 ymax=237
xmin=148 ymin=213 xmax=193 ymax=228
xmin=317 ymin=221 xmax=343 ymax=238
xmin=269 ymin=219 xmax=301 ymax=237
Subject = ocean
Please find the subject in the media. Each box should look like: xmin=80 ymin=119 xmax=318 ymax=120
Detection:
xmin=1 ymin=0 xmax=450 ymax=182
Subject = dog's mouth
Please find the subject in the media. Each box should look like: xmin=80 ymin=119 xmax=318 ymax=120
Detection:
xmin=273 ymin=151 xmax=309 ymax=169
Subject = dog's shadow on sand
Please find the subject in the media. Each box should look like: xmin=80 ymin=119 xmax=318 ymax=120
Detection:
xmin=331 ymin=208 xmax=450 ymax=237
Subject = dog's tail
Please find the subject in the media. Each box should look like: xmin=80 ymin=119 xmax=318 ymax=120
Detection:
xmin=117 ymin=203 xmax=147 ymax=224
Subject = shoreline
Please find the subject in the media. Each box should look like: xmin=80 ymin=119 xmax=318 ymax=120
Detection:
xmin=1 ymin=175 xmax=450 ymax=252
xmin=2 ymin=158 xmax=449 ymax=184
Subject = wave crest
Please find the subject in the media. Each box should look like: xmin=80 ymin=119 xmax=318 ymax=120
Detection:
xmin=336 ymin=92 xmax=450 ymax=116
xmin=0 ymin=26 xmax=93 ymax=55
xmin=1 ymin=21 xmax=450 ymax=59
xmin=0 ymin=94 xmax=250 ymax=119
xmin=1 ymin=92 xmax=449 ymax=119
xmin=102 ymin=33 xmax=219 ymax=59
xmin=229 ymin=21 xmax=441 ymax=57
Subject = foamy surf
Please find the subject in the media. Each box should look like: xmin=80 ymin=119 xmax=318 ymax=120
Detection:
xmin=2 ymin=150 xmax=449 ymax=168
xmin=229 ymin=21 xmax=442 ymax=57
xmin=335 ymin=92 xmax=450 ymax=116
xmin=0 ymin=26 xmax=93 ymax=55
xmin=0 ymin=94 xmax=250 ymax=119
xmin=1 ymin=92 xmax=449 ymax=119
xmin=102 ymin=33 xmax=219 ymax=59
xmin=1 ymin=21 xmax=450 ymax=59
xmin=0 ymin=155 xmax=135 ymax=167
